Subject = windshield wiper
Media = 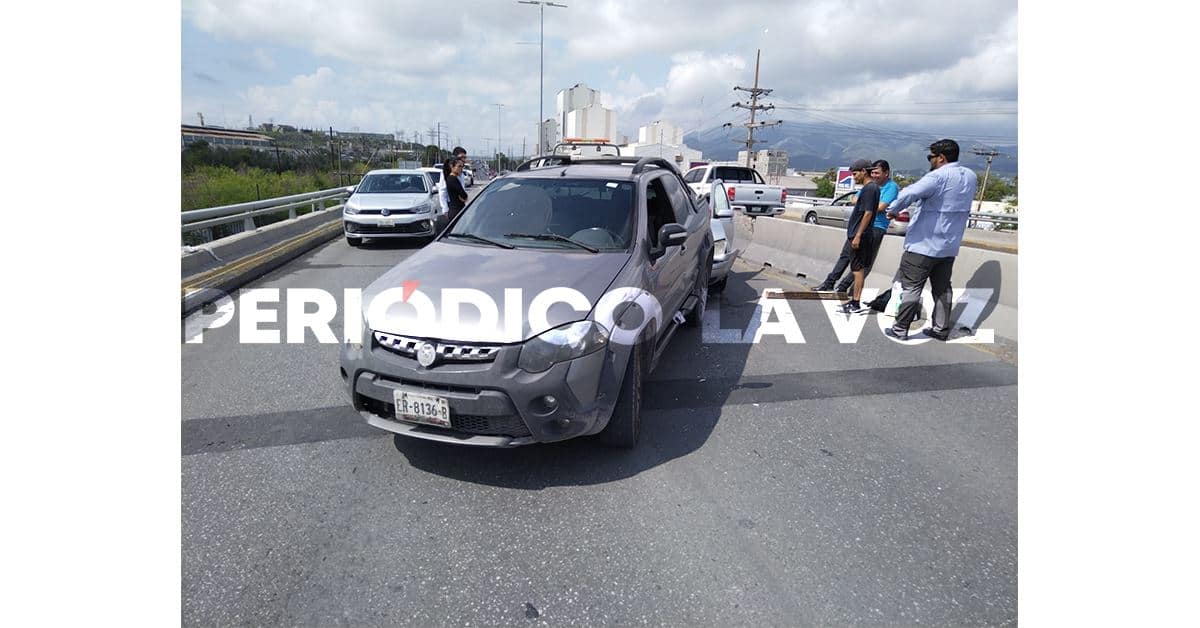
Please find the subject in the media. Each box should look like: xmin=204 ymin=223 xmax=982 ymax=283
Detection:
xmin=443 ymin=233 xmax=515 ymax=249
xmin=503 ymin=232 xmax=599 ymax=253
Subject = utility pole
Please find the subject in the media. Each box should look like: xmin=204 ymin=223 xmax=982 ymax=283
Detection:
xmin=329 ymin=126 xmax=336 ymax=177
xmin=970 ymin=147 xmax=1001 ymax=212
xmin=493 ymin=103 xmax=505 ymax=171
xmin=732 ymin=49 xmax=782 ymax=170
xmin=518 ymin=1 xmax=568 ymax=153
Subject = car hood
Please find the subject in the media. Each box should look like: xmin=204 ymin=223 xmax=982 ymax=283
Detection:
xmin=348 ymin=193 xmax=433 ymax=210
xmin=363 ymin=241 xmax=631 ymax=343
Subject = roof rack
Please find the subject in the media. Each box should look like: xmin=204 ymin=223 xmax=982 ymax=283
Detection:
xmin=512 ymin=154 xmax=682 ymax=175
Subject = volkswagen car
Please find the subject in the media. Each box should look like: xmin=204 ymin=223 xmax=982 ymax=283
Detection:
xmin=343 ymin=169 xmax=443 ymax=246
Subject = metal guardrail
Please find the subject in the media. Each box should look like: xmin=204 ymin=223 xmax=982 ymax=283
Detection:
xmin=181 ymin=187 xmax=350 ymax=243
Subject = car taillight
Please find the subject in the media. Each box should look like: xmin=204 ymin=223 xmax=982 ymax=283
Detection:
xmin=781 ymin=188 xmax=787 ymax=203
xmin=727 ymin=186 xmax=736 ymax=202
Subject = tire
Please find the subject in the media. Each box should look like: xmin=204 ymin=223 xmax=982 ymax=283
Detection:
xmin=711 ymin=275 xmax=728 ymax=293
xmin=684 ymin=255 xmax=711 ymax=327
xmin=599 ymin=341 xmax=643 ymax=448
xmin=805 ymin=212 xmax=818 ymax=224
xmin=346 ymin=236 xmax=363 ymax=247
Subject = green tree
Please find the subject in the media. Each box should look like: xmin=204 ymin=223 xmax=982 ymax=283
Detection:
xmin=813 ymin=176 xmax=834 ymax=197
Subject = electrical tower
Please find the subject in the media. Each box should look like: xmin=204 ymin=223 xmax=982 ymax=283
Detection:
xmin=732 ymin=49 xmax=783 ymax=169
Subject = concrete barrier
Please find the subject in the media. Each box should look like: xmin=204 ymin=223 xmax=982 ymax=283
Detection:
xmin=736 ymin=214 xmax=1018 ymax=340
xmin=181 ymin=206 xmax=344 ymax=315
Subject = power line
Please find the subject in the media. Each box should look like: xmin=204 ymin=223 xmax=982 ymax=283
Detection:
xmin=731 ymin=49 xmax=783 ymax=168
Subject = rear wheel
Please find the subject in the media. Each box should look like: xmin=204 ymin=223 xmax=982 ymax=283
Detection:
xmin=599 ymin=341 xmax=643 ymax=448
xmin=805 ymin=212 xmax=818 ymax=224
xmin=346 ymin=236 xmax=363 ymax=247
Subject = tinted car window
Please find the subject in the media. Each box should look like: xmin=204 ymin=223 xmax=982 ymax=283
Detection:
xmin=357 ymin=174 xmax=428 ymax=193
xmin=715 ymin=167 xmax=754 ymax=183
xmin=449 ymin=178 xmax=635 ymax=250
xmin=683 ymin=169 xmax=702 ymax=183
xmin=425 ymin=171 xmax=442 ymax=184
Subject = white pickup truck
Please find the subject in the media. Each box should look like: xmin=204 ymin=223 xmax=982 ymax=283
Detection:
xmin=683 ymin=164 xmax=786 ymax=216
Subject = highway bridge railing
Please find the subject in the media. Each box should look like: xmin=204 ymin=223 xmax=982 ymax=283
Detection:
xmin=181 ymin=187 xmax=351 ymax=245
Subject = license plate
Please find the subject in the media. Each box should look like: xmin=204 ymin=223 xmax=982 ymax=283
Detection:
xmin=393 ymin=390 xmax=450 ymax=428
xmin=378 ymin=219 xmax=396 ymax=227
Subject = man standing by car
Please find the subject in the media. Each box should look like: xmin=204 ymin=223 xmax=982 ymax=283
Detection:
xmin=837 ymin=159 xmax=881 ymax=314
xmin=884 ymin=139 xmax=978 ymax=340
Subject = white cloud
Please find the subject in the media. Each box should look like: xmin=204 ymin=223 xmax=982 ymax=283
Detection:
xmin=182 ymin=0 xmax=1017 ymax=145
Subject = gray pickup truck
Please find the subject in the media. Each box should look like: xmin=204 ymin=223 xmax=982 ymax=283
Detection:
xmin=683 ymin=164 xmax=785 ymax=216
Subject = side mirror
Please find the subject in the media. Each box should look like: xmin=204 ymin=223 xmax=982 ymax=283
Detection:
xmin=345 ymin=185 xmax=356 ymax=194
xmin=658 ymin=223 xmax=688 ymax=249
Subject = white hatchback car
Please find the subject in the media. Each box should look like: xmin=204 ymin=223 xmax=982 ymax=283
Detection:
xmin=343 ymin=169 xmax=444 ymax=246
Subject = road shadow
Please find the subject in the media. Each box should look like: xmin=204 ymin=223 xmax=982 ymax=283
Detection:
xmin=391 ymin=266 xmax=764 ymax=488
xmin=959 ymin=260 xmax=1002 ymax=330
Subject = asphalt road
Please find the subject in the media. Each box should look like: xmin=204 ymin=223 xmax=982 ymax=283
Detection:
xmin=182 ymin=186 xmax=1017 ymax=625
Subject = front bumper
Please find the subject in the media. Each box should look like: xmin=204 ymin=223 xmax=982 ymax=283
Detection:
xmin=343 ymin=215 xmax=436 ymax=238
xmin=340 ymin=334 xmax=625 ymax=447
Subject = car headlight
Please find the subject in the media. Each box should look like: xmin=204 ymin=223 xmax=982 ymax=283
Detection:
xmin=713 ymin=238 xmax=728 ymax=260
xmin=414 ymin=202 xmax=432 ymax=214
xmin=518 ymin=320 xmax=609 ymax=373
xmin=344 ymin=202 xmax=360 ymax=215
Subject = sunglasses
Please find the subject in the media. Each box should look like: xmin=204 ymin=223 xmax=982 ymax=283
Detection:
xmin=926 ymin=153 xmax=939 ymax=161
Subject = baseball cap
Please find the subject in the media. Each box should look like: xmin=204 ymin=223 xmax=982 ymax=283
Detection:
xmin=850 ymin=158 xmax=872 ymax=171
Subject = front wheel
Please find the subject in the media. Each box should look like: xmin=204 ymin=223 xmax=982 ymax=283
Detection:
xmin=805 ymin=212 xmax=818 ymax=224
xmin=599 ymin=341 xmax=643 ymax=448
xmin=346 ymin=236 xmax=363 ymax=247
xmin=684 ymin=255 xmax=711 ymax=328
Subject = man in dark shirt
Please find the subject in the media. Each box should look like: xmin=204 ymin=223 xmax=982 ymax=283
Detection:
xmin=838 ymin=159 xmax=881 ymax=314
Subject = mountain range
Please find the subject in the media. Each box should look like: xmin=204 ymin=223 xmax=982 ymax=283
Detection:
xmin=682 ymin=121 xmax=1017 ymax=177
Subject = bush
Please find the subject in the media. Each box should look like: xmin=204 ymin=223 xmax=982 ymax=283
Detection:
xmin=181 ymin=165 xmax=334 ymax=211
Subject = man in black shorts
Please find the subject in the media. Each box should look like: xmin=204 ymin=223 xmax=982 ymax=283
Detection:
xmin=838 ymin=159 xmax=881 ymax=314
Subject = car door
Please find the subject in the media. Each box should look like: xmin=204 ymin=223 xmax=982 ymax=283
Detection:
xmin=711 ymin=180 xmax=736 ymax=255
xmin=824 ymin=191 xmax=857 ymax=223
xmin=643 ymin=174 xmax=694 ymax=320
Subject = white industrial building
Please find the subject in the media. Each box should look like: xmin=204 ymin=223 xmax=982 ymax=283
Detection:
xmin=619 ymin=120 xmax=703 ymax=168
xmin=535 ymin=118 xmax=560 ymax=153
xmin=555 ymin=83 xmax=618 ymax=142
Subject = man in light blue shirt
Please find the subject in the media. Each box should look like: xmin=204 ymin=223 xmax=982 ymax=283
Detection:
xmin=832 ymin=159 xmax=898 ymax=294
xmin=884 ymin=139 xmax=978 ymax=340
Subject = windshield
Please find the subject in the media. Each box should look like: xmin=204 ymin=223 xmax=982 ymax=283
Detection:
xmin=355 ymin=173 xmax=428 ymax=194
xmin=448 ymin=178 xmax=635 ymax=251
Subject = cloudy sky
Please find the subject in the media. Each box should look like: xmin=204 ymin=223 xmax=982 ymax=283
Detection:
xmin=181 ymin=0 xmax=1017 ymax=152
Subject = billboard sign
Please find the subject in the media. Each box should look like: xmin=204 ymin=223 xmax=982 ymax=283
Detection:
xmin=836 ymin=167 xmax=854 ymax=194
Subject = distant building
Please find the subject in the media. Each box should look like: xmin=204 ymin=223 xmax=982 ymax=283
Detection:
xmin=536 ymin=118 xmax=560 ymax=153
xmin=181 ymin=124 xmax=274 ymax=149
xmin=556 ymin=83 xmax=617 ymax=142
xmin=737 ymin=149 xmax=789 ymax=177
xmin=638 ymin=120 xmax=683 ymax=147
xmin=619 ymin=120 xmax=702 ymax=168
xmin=565 ymin=104 xmax=617 ymax=143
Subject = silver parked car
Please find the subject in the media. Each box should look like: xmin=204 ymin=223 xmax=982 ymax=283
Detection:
xmin=699 ymin=179 xmax=740 ymax=291
xmin=340 ymin=156 xmax=713 ymax=448
xmin=800 ymin=190 xmax=911 ymax=235
xmin=343 ymin=169 xmax=444 ymax=246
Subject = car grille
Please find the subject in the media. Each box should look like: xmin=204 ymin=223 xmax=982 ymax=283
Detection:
xmin=346 ymin=221 xmax=431 ymax=234
xmin=374 ymin=332 xmax=501 ymax=363
xmin=357 ymin=208 xmax=421 ymax=215
xmin=357 ymin=395 xmax=532 ymax=437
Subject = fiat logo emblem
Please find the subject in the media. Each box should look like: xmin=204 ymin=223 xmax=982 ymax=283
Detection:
xmin=416 ymin=342 xmax=437 ymax=367
xmin=381 ymin=208 xmax=391 ymax=216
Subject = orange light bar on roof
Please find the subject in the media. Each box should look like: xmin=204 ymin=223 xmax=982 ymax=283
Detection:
xmin=563 ymin=138 xmax=610 ymax=143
